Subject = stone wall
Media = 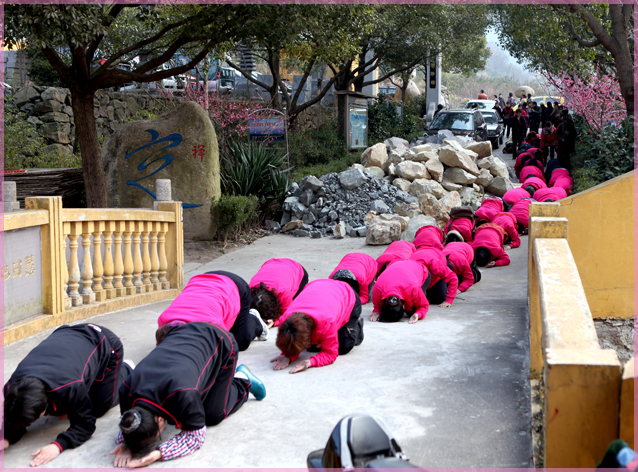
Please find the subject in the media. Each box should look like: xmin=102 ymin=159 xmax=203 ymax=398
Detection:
xmin=11 ymin=86 xmax=174 ymax=154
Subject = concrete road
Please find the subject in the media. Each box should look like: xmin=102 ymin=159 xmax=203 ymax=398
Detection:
xmin=3 ymin=232 xmax=532 ymax=468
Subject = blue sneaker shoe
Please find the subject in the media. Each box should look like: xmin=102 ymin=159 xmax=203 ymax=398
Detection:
xmin=236 ymin=365 xmax=266 ymax=401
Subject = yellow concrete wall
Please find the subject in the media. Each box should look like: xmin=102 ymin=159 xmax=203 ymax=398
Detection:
xmin=559 ymin=171 xmax=634 ymax=318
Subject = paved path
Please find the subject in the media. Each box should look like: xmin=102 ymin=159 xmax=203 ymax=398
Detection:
xmin=4 ymin=232 xmax=532 ymax=468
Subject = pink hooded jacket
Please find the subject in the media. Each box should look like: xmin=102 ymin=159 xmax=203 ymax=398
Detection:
xmin=413 ymin=225 xmax=445 ymax=250
xmin=472 ymin=224 xmax=510 ymax=267
xmin=329 ymin=253 xmax=377 ymax=304
xmin=409 ymin=248 xmax=459 ymax=304
xmin=475 ymin=198 xmax=504 ymax=222
xmin=442 ymin=242 xmax=475 ymax=292
xmin=376 ymin=241 xmax=416 ymax=275
xmin=372 ymin=260 xmax=430 ymax=320
xmin=250 ymin=258 xmax=305 ymax=321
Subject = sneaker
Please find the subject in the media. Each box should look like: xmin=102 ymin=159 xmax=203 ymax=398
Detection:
xmin=124 ymin=359 xmax=136 ymax=370
xmin=249 ymin=309 xmax=269 ymax=341
xmin=236 ymin=365 xmax=266 ymax=401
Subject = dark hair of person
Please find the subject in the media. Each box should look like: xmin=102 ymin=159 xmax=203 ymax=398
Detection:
xmin=331 ymin=270 xmax=360 ymax=295
xmin=474 ymin=247 xmax=492 ymax=267
xmin=544 ymin=121 xmax=553 ymax=128
xmin=545 ymin=199 xmax=555 ymax=202
xmin=517 ymin=222 xmax=525 ymax=233
xmin=516 ymin=108 xmax=522 ymax=114
xmin=378 ymin=262 xmax=389 ymax=276
xmin=523 ymin=185 xmax=536 ymax=198
xmin=4 ymin=377 xmax=48 ymax=432
xmin=534 ymin=150 xmax=544 ymax=161
xmin=276 ymin=312 xmax=316 ymax=359
xmin=380 ymin=297 xmax=405 ymax=322
xmin=445 ymin=232 xmax=463 ymax=244
xmin=250 ymin=283 xmax=282 ymax=322
xmin=120 ymin=406 xmax=160 ymax=454
xmin=474 ymin=219 xmax=488 ymax=228
xmin=155 ymin=324 xmax=175 ymax=345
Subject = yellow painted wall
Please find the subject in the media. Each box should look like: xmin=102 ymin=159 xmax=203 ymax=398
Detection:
xmin=559 ymin=171 xmax=634 ymax=318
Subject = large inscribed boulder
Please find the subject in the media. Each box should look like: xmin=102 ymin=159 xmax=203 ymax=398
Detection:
xmin=102 ymin=101 xmax=220 ymax=239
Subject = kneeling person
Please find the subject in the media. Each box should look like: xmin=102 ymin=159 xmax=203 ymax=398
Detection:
xmin=4 ymin=324 xmax=131 ymax=467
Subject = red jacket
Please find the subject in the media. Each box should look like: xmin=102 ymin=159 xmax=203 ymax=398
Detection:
xmin=442 ymin=242 xmax=475 ymax=292
xmin=540 ymin=126 xmax=558 ymax=148
xmin=413 ymin=225 xmax=444 ymax=250
xmin=549 ymin=168 xmax=571 ymax=187
xmin=509 ymin=198 xmax=534 ymax=229
xmin=472 ymin=224 xmax=510 ymax=267
xmin=514 ymin=152 xmax=532 ymax=177
xmin=376 ymin=241 xmax=416 ymax=275
xmin=444 ymin=217 xmax=475 ymax=243
xmin=552 ymin=176 xmax=574 ymax=195
xmin=520 ymin=166 xmax=546 ymax=183
xmin=410 ymin=248 xmax=459 ymax=304
xmin=279 ymin=279 xmax=356 ymax=367
xmin=250 ymin=258 xmax=305 ymax=317
xmin=503 ymin=187 xmax=532 ymax=205
xmin=329 ymin=253 xmax=377 ymax=304
xmin=158 ymin=274 xmax=239 ymax=330
xmin=372 ymin=260 xmax=430 ymax=320
xmin=475 ymin=198 xmax=504 ymax=222
xmin=533 ymin=187 xmax=566 ymax=202
xmin=492 ymin=212 xmax=521 ymax=249
xmin=521 ymin=176 xmax=547 ymax=191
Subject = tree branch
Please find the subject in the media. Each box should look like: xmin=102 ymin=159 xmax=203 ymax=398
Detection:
xmin=564 ymin=4 xmax=618 ymax=53
xmin=288 ymin=67 xmax=346 ymax=119
xmin=290 ymin=56 xmax=316 ymax=107
xmin=86 ymin=4 xmax=127 ymax=64
xmin=565 ymin=15 xmax=601 ymax=47
xmin=225 ymin=58 xmax=271 ymax=90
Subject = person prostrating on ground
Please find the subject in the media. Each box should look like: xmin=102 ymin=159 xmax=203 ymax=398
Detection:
xmin=249 ymin=258 xmax=308 ymax=328
xmin=156 ymin=271 xmax=268 ymax=351
xmin=271 ymin=274 xmax=364 ymax=374
xmin=111 ymin=322 xmax=265 ymax=468
xmin=370 ymin=259 xmax=431 ymax=324
xmin=329 ymin=253 xmax=377 ymax=304
xmin=3 ymin=324 xmax=132 ymax=467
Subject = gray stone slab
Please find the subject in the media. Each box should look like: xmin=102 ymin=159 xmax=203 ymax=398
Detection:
xmin=2 ymin=235 xmax=532 ymax=468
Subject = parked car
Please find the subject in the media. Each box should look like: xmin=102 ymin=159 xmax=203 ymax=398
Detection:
xmin=424 ymin=109 xmax=488 ymax=142
xmin=513 ymin=95 xmax=564 ymax=111
xmin=464 ymin=99 xmax=497 ymax=110
xmin=480 ymin=109 xmax=504 ymax=149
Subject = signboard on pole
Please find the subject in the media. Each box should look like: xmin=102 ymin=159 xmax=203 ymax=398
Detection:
xmin=249 ymin=117 xmax=285 ymax=142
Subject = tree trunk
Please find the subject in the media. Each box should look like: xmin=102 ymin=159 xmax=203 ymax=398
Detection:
xmin=72 ymin=90 xmax=107 ymax=208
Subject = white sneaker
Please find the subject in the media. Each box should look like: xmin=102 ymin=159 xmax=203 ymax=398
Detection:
xmin=249 ymin=309 xmax=269 ymax=341
xmin=124 ymin=359 xmax=136 ymax=370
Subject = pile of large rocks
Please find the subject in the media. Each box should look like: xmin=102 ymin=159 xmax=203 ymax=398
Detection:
xmin=276 ymin=135 xmax=516 ymax=245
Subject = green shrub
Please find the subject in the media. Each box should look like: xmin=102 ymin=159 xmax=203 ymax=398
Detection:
xmin=4 ymin=105 xmax=81 ymax=169
xmin=368 ymin=94 xmax=422 ymax=144
xmin=291 ymin=152 xmax=361 ymax=182
xmin=288 ymin=119 xmax=349 ymax=167
xmin=221 ymin=142 xmax=291 ymax=214
xmin=210 ymin=194 xmax=260 ymax=240
xmin=571 ymin=117 xmax=634 ymax=190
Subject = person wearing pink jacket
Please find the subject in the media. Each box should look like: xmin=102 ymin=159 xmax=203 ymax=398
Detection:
xmin=492 ymin=212 xmax=521 ymax=249
xmin=521 ymin=177 xmax=547 ymax=199
xmin=475 ymin=197 xmax=505 ymax=223
xmin=413 ymin=225 xmax=444 ymax=250
xmin=520 ymin=165 xmax=546 ymax=183
xmin=509 ymin=198 xmax=535 ymax=232
xmin=444 ymin=216 xmax=475 ymax=243
xmin=157 ymin=271 xmax=268 ymax=351
xmin=549 ymin=168 xmax=571 ymax=187
xmin=409 ymin=248 xmax=459 ymax=307
xmin=370 ymin=260 xmax=430 ymax=324
xmin=552 ymin=176 xmax=574 ymax=195
xmin=472 ymin=224 xmax=511 ymax=268
xmin=533 ymin=187 xmax=567 ymax=202
xmin=271 ymin=278 xmax=363 ymax=374
xmin=442 ymin=242 xmax=480 ymax=292
xmin=503 ymin=187 xmax=532 ymax=206
xmin=249 ymin=258 xmax=308 ymax=328
xmin=376 ymin=240 xmax=416 ymax=276
xmin=329 ymin=253 xmax=377 ymax=304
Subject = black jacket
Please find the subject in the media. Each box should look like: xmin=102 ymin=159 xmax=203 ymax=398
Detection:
xmin=529 ymin=108 xmax=542 ymax=126
xmin=512 ymin=116 xmax=528 ymax=136
xmin=119 ymin=322 xmax=236 ymax=431
xmin=3 ymin=324 xmax=122 ymax=450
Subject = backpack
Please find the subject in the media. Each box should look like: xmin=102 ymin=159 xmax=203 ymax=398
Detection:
xmin=449 ymin=206 xmax=475 ymax=221
xmin=503 ymin=142 xmax=515 ymax=154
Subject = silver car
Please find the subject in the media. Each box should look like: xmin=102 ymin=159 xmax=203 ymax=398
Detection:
xmin=479 ymin=109 xmax=504 ymax=149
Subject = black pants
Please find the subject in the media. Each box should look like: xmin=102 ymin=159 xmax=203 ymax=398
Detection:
xmin=425 ymin=261 xmax=454 ymax=305
xmin=205 ymin=271 xmax=262 ymax=351
xmin=512 ymin=132 xmax=525 ymax=152
xmin=543 ymin=145 xmax=556 ymax=161
xmin=558 ymin=143 xmax=572 ymax=170
xmin=200 ymin=325 xmax=250 ymax=426
xmin=529 ymin=122 xmax=539 ymax=135
xmin=293 ymin=266 xmax=309 ymax=299
xmin=90 ymin=327 xmax=132 ymax=417
xmin=336 ymin=293 xmax=363 ymax=355
xmin=504 ymin=119 xmax=512 ymax=138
